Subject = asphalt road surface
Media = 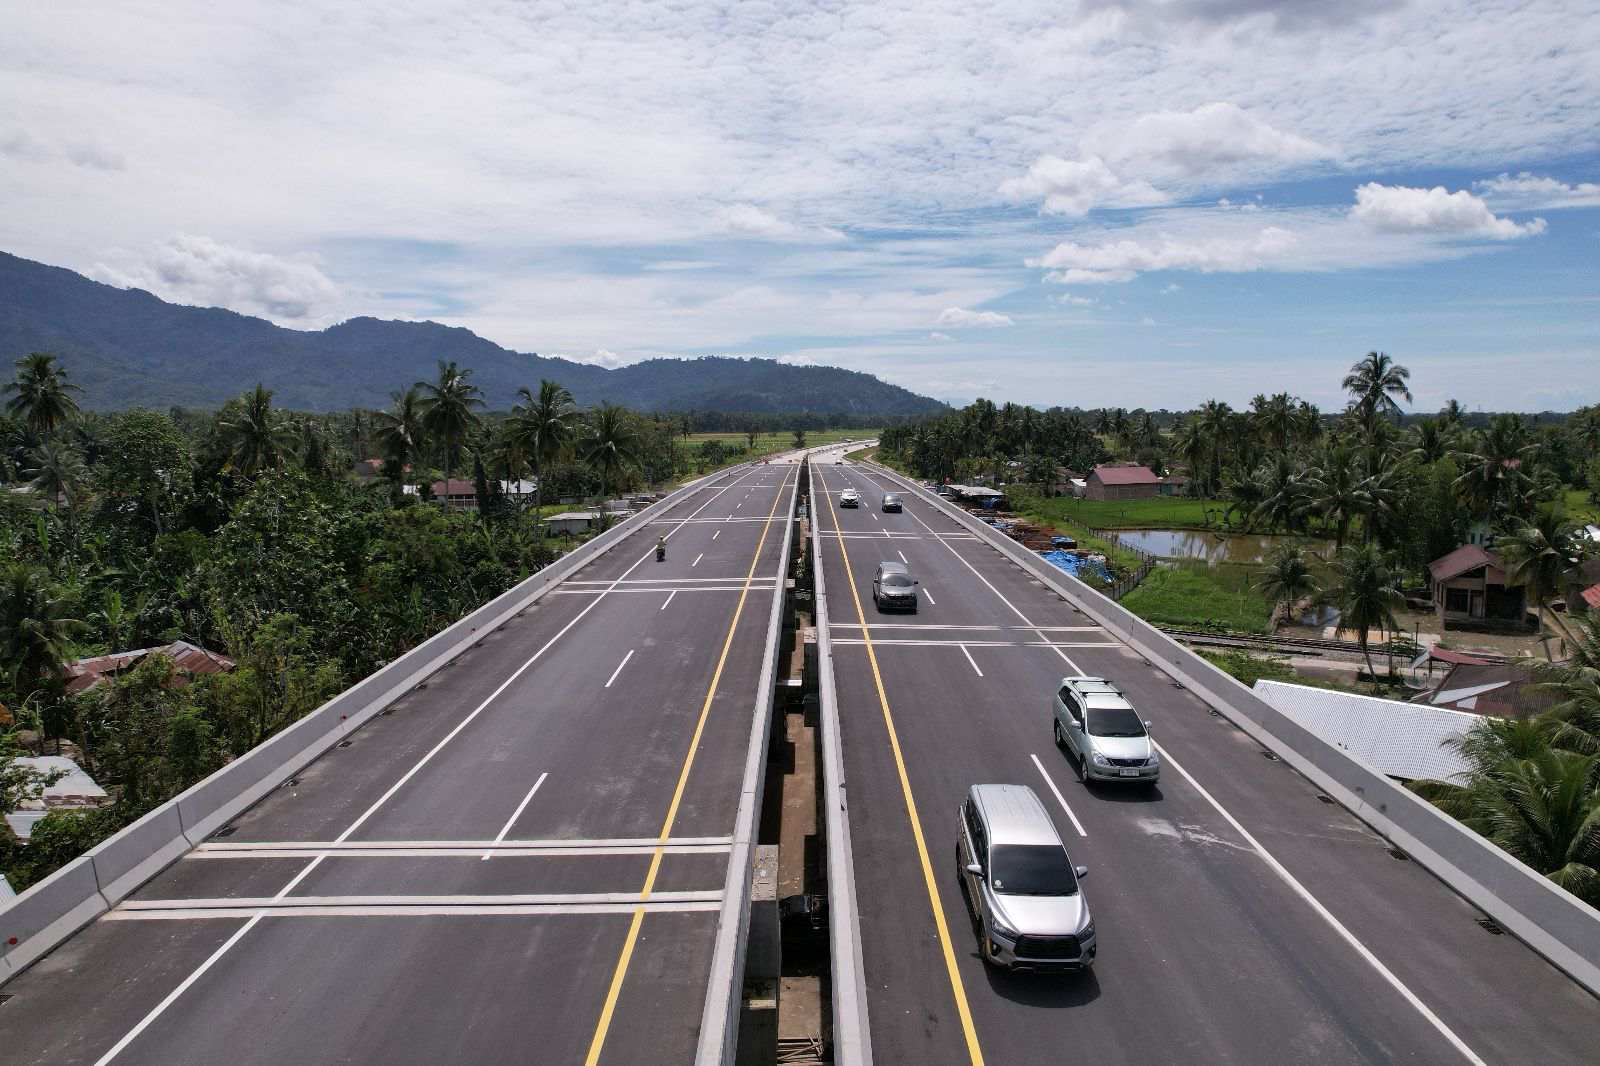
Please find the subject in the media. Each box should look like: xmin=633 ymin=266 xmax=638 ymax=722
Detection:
xmin=810 ymin=451 xmax=1600 ymax=1066
xmin=1 ymin=461 xmax=798 ymax=1066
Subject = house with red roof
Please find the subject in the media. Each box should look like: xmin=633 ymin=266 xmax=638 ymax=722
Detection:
xmin=1084 ymin=463 xmax=1183 ymax=501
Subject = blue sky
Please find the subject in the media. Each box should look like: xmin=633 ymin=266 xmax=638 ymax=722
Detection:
xmin=2 ymin=1 xmax=1596 ymax=412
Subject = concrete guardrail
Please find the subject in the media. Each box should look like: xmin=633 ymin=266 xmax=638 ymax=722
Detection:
xmin=0 ymin=465 xmax=764 ymax=984
xmin=866 ymin=461 xmax=1600 ymax=999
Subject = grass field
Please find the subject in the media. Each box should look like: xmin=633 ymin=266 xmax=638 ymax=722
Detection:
xmin=1120 ymin=563 xmax=1273 ymax=634
xmin=1027 ymin=494 xmax=1228 ymax=530
xmin=1563 ymin=488 xmax=1599 ymax=523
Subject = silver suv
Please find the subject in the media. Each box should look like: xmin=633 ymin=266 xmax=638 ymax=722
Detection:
xmin=1052 ymin=676 xmax=1159 ymax=787
xmin=871 ymin=560 xmax=918 ymax=612
xmin=957 ymin=784 xmax=1094 ymax=971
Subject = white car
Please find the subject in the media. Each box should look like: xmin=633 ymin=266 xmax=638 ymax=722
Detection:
xmin=839 ymin=489 xmax=861 ymax=508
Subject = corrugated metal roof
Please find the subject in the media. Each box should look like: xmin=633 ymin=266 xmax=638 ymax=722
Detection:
xmin=1253 ymin=679 xmax=1478 ymax=784
xmin=1090 ymin=464 xmax=1161 ymax=486
xmin=1582 ymin=583 xmax=1600 ymax=610
xmin=66 ymin=641 xmax=235 ymax=694
xmin=1427 ymin=544 xmax=1502 ymax=582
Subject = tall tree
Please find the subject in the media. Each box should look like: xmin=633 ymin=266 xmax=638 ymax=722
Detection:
xmin=3 ymin=352 xmax=82 ymax=436
xmin=417 ymin=360 xmax=483 ymax=477
xmin=1499 ymin=512 xmax=1584 ymax=658
xmin=1323 ymin=542 xmax=1404 ymax=682
xmin=1342 ymin=350 xmax=1412 ymax=424
xmin=373 ymin=386 xmax=427 ymax=494
xmin=218 ymin=384 xmax=297 ymax=477
xmin=23 ymin=441 xmax=90 ymax=516
xmin=0 ymin=563 xmax=83 ymax=702
xmin=582 ymin=404 xmax=642 ymax=504
xmin=505 ymin=380 xmax=577 ymax=514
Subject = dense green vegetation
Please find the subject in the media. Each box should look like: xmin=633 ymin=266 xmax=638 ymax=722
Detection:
xmin=1409 ymin=613 xmax=1600 ymax=905
xmin=880 ymin=353 xmax=1600 ymax=647
xmin=1121 ymin=565 xmax=1274 ymax=634
xmin=0 ymin=352 xmax=844 ymax=891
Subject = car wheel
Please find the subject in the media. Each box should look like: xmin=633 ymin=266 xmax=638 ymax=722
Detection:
xmin=1075 ymin=754 xmax=1088 ymax=783
xmin=1053 ymin=720 xmax=1065 ymax=748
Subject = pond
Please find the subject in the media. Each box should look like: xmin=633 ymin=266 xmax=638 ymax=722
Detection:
xmin=1112 ymin=528 xmax=1334 ymax=565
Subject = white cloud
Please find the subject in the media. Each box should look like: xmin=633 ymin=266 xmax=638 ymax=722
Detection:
xmin=1033 ymin=226 xmax=1301 ymax=283
xmin=720 ymin=204 xmax=845 ymax=242
xmin=1086 ymin=102 xmax=1336 ymax=177
xmin=89 ymin=234 xmax=342 ymax=322
xmin=998 ymin=155 xmax=1166 ymax=217
xmin=580 ymin=348 xmax=629 ymax=369
xmin=1161 ymin=283 xmax=1182 ymax=293
xmin=929 ymin=331 xmax=955 ymax=341
xmin=1351 ymin=183 xmax=1545 ymax=238
xmin=937 ymin=307 xmax=1015 ymax=329
xmin=1475 ymin=172 xmax=1600 ymax=211
xmin=1055 ymin=293 xmax=1097 ymax=306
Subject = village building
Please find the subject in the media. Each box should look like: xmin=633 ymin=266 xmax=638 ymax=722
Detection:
xmin=1426 ymin=544 xmax=1528 ymax=632
xmin=1083 ymin=464 xmax=1185 ymax=501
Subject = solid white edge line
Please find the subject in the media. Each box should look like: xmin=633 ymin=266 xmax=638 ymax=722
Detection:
xmin=106 ymin=902 xmax=722 ymax=920
xmin=1029 ymin=753 xmax=1088 ymax=837
xmin=958 ymin=644 xmax=984 ymax=677
xmin=661 ymin=589 xmax=677 ymax=611
xmin=483 ymin=772 xmax=549 ymax=859
xmin=1152 ymin=740 xmax=1487 ymax=1066
xmin=604 ymin=649 xmax=635 ymax=689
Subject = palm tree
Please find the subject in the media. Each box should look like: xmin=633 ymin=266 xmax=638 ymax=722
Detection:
xmin=3 ymin=352 xmax=81 ymax=436
xmin=1440 ymin=399 xmax=1466 ymax=427
xmin=1453 ymin=414 xmax=1538 ymax=520
xmin=1341 ymin=350 xmax=1412 ymax=424
xmin=505 ymin=380 xmax=577 ymax=514
xmin=23 ymin=441 xmax=90 ymax=515
xmin=1305 ymin=444 xmax=1365 ymax=549
xmin=1323 ymin=542 xmax=1404 ymax=682
xmin=1251 ymin=456 xmax=1307 ymax=533
xmin=1499 ymin=512 xmax=1583 ymax=657
xmin=1172 ymin=418 xmax=1211 ymax=495
xmin=1255 ymin=546 xmax=1319 ymax=627
xmin=373 ymin=386 xmax=427 ymax=484
xmin=0 ymin=563 xmax=83 ymax=701
xmin=218 ymin=384 xmax=297 ymax=476
xmin=1407 ymin=419 xmax=1453 ymax=466
xmin=417 ymin=360 xmax=483 ymax=477
xmin=581 ymin=403 xmax=642 ymax=504
xmin=1409 ymin=728 xmax=1600 ymax=906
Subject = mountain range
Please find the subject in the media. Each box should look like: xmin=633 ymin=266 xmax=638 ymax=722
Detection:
xmin=0 ymin=252 xmax=946 ymax=416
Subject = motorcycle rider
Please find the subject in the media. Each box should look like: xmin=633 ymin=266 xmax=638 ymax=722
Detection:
xmin=656 ymin=535 xmax=667 ymax=561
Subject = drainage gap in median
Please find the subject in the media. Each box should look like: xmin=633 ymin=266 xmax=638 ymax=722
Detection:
xmin=738 ymin=458 xmax=833 ymax=1066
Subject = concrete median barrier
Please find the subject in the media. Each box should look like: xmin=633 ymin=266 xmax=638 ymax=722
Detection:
xmin=870 ymin=461 xmax=1600 ymax=999
xmin=0 ymin=466 xmax=758 ymax=986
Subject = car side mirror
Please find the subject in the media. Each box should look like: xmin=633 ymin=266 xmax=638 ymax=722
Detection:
xmin=965 ymin=863 xmax=984 ymax=878
xmin=1071 ymin=720 xmax=1084 ymax=730
xmin=1144 ymin=720 xmax=1153 ymax=730
xmin=1075 ymin=865 xmax=1089 ymax=879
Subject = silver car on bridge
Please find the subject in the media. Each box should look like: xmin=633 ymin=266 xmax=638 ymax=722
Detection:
xmin=1052 ymin=676 xmax=1159 ymax=787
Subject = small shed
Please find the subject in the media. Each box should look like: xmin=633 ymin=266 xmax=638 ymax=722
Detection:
xmin=1253 ymin=680 xmax=1479 ymax=784
xmin=4 ymin=756 xmax=110 ymax=841
xmin=545 ymin=510 xmax=602 ymax=536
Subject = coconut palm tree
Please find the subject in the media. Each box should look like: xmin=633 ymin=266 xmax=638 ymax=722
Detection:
xmin=1305 ymin=444 xmax=1365 ymax=549
xmin=218 ymin=384 xmax=297 ymax=476
xmin=1172 ymin=418 xmax=1211 ymax=495
xmin=1453 ymin=414 xmax=1538 ymax=520
xmin=1255 ymin=546 xmax=1319 ymax=627
xmin=1407 ymin=419 xmax=1453 ymax=466
xmin=22 ymin=441 xmax=90 ymax=515
xmin=1341 ymin=350 xmax=1412 ymax=423
xmin=373 ymin=386 xmax=427 ymax=485
xmin=1409 ymin=729 xmax=1600 ymax=906
xmin=0 ymin=563 xmax=83 ymax=701
xmin=581 ymin=403 xmax=642 ymax=505
xmin=1323 ymin=542 xmax=1404 ymax=682
xmin=1252 ymin=456 xmax=1307 ymax=534
xmin=505 ymin=380 xmax=577 ymax=514
xmin=417 ymin=360 xmax=483 ymax=478
xmin=3 ymin=352 xmax=82 ymax=436
xmin=1499 ymin=512 xmax=1584 ymax=657
xmin=1440 ymin=398 xmax=1466 ymax=427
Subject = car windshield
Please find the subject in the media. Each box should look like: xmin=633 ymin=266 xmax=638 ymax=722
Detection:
xmin=885 ymin=494 xmax=900 ymax=502
xmin=989 ymin=844 xmax=1078 ymax=896
xmin=882 ymin=572 xmax=914 ymax=587
xmin=1087 ymin=707 xmax=1146 ymax=737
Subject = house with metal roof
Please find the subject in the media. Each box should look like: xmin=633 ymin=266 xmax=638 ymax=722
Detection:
xmin=1253 ymin=680 xmax=1478 ymax=785
xmin=1426 ymin=544 xmax=1527 ymax=631
xmin=64 ymin=640 xmax=235 ymax=696
xmin=1083 ymin=464 xmax=1184 ymax=501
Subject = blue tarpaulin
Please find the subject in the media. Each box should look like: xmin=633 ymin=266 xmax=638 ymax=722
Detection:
xmin=1038 ymin=550 xmax=1112 ymax=583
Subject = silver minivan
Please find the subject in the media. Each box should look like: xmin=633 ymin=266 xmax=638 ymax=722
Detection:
xmin=871 ymin=560 xmax=918 ymax=612
xmin=957 ymin=784 xmax=1095 ymax=971
xmin=1052 ymin=676 xmax=1159 ymax=787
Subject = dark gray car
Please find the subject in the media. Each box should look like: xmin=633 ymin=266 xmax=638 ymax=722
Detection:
xmin=871 ymin=560 xmax=918 ymax=612
xmin=882 ymin=492 xmax=903 ymax=512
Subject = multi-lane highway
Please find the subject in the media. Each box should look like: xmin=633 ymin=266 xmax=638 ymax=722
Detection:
xmin=810 ymin=449 xmax=1600 ymax=1066
xmin=1 ymin=461 xmax=798 ymax=1066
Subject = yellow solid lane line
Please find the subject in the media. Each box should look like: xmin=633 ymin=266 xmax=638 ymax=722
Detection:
xmin=584 ymin=467 xmax=793 ymax=1066
xmin=818 ymin=470 xmax=986 ymax=1066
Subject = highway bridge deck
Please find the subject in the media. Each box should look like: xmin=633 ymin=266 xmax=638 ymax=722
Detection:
xmin=1 ymin=462 xmax=798 ymax=1066
xmin=811 ymin=453 xmax=1600 ymax=1066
